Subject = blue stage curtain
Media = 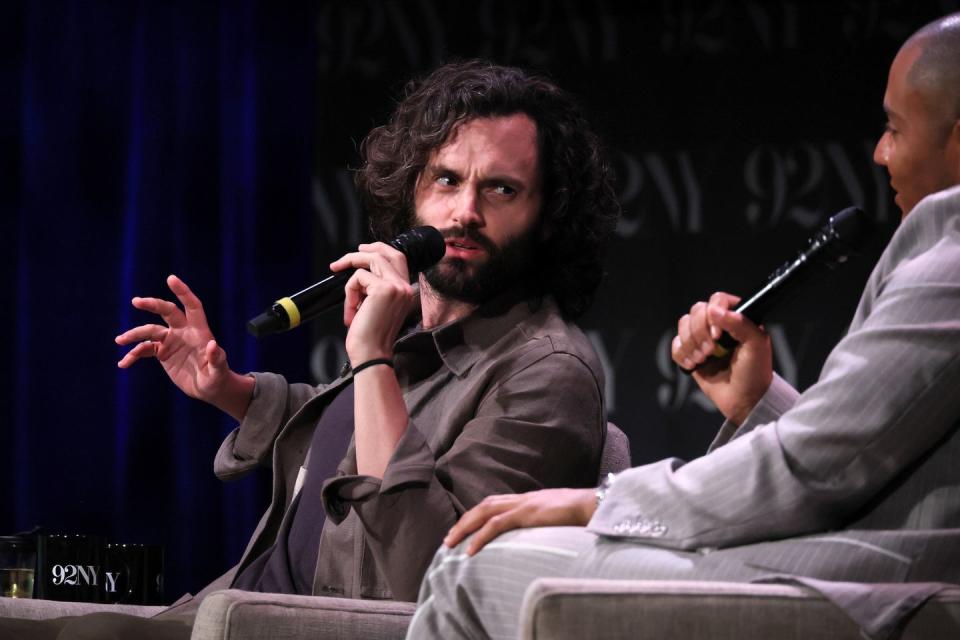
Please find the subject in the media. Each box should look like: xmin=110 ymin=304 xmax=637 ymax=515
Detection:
xmin=6 ymin=0 xmax=316 ymax=599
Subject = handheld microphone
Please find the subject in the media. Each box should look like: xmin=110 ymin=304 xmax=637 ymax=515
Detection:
xmin=247 ymin=226 xmax=445 ymax=338
xmin=710 ymin=206 xmax=871 ymax=359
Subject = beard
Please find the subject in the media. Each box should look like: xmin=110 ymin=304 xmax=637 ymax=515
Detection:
xmin=420 ymin=225 xmax=538 ymax=306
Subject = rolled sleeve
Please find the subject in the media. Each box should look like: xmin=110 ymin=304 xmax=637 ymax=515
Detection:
xmin=321 ymin=475 xmax=383 ymax=523
xmin=320 ymin=419 xmax=439 ymax=523
xmin=214 ymin=372 xmax=326 ymax=480
xmin=233 ymin=372 xmax=292 ymax=461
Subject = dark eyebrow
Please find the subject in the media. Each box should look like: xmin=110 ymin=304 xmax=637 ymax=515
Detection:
xmin=423 ymin=163 xmax=530 ymax=192
xmin=481 ymin=175 xmax=526 ymax=192
xmin=424 ymin=163 xmax=460 ymax=179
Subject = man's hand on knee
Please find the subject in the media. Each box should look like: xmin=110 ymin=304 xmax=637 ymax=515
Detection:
xmin=444 ymin=488 xmax=596 ymax=556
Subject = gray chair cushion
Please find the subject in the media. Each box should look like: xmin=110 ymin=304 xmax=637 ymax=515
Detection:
xmin=191 ymin=589 xmax=416 ymax=640
xmin=0 ymin=596 xmax=164 ymax=620
xmin=519 ymin=578 xmax=960 ymax=640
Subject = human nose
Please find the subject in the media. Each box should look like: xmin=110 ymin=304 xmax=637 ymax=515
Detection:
xmin=873 ymin=132 xmax=889 ymax=167
xmin=452 ymin=188 xmax=483 ymax=228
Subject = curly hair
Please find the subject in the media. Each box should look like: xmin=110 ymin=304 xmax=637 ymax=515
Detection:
xmin=355 ymin=60 xmax=620 ymax=318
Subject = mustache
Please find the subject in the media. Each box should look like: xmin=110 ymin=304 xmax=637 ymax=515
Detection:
xmin=438 ymin=227 xmax=498 ymax=254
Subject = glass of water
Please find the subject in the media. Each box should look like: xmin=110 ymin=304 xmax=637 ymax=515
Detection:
xmin=0 ymin=535 xmax=36 ymax=599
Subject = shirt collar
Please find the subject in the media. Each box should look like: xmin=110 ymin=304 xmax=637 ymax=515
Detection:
xmin=395 ymin=286 xmax=551 ymax=378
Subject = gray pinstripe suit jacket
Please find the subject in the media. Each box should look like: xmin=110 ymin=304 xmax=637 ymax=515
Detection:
xmin=589 ymin=184 xmax=960 ymax=585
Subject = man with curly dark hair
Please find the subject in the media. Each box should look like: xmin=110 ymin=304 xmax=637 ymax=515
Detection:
xmin=0 ymin=60 xmax=619 ymax=639
xmin=158 ymin=55 xmax=617 ymax=617
xmin=357 ymin=59 xmax=619 ymax=319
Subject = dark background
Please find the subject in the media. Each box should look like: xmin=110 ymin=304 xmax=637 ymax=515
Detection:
xmin=5 ymin=0 xmax=958 ymax=602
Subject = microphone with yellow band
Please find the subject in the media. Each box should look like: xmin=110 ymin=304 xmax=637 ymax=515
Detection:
xmin=706 ymin=206 xmax=871 ymax=363
xmin=247 ymin=226 xmax=445 ymax=338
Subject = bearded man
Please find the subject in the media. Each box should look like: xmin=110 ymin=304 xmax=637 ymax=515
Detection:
xmin=122 ymin=58 xmax=619 ymax=614
xmin=0 ymin=61 xmax=618 ymax=640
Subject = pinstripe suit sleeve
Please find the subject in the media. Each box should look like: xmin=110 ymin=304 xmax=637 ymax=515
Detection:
xmin=589 ymin=194 xmax=960 ymax=549
xmin=706 ymin=373 xmax=801 ymax=452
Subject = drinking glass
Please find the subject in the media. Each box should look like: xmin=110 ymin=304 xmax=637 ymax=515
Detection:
xmin=0 ymin=535 xmax=36 ymax=599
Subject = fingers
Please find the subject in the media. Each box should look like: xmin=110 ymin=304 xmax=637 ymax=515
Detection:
xmin=330 ymin=250 xmax=376 ymax=273
xmin=131 ymin=296 xmax=186 ymax=328
xmin=332 ymin=243 xmax=416 ymax=330
xmin=674 ymin=302 xmax=712 ymax=369
xmin=674 ymin=315 xmax=695 ymax=370
xmin=116 ymin=319 xmax=169 ymax=368
xmin=117 ymin=340 xmax=159 ymax=368
xmin=465 ymin=511 xmax=522 ymax=556
xmin=688 ymin=302 xmax=711 ymax=356
xmin=707 ymin=291 xmax=741 ymax=313
xmin=342 ymin=269 xmax=373 ymax=327
xmin=707 ymin=305 xmax=764 ymax=345
xmin=444 ymin=495 xmax=517 ymax=549
xmin=330 ymin=242 xmax=409 ymax=279
xmin=167 ymin=275 xmax=209 ymax=327
xmin=123 ymin=275 xmax=212 ymax=334
xmin=342 ymin=267 xmax=414 ymax=328
xmin=205 ymin=339 xmax=226 ymax=373
xmin=115 ymin=324 xmax=169 ymax=346
xmin=672 ymin=292 xmax=743 ymax=369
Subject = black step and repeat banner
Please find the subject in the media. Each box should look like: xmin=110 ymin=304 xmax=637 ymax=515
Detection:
xmin=7 ymin=0 xmax=960 ymax=600
xmin=304 ymin=0 xmax=958 ymax=464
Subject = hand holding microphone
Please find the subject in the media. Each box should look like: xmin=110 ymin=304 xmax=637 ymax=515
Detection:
xmin=317 ymin=228 xmax=446 ymax=478
xmin=331 ymin=239 xmax=422 ymax=365
xmin=671 ymin=207 xmax=870 ymax=424
xmin=247 ymin=226 xmax=444 ymax=338
xmin=672 ymin=291 xmax=776 ymax=425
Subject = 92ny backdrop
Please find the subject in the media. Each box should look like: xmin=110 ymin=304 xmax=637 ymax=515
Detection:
xmin=5 ymin=0 xmax=957 ymax=600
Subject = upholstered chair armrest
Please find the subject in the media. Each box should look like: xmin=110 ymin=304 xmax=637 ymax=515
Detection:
xmin=0 ymin=597 xmax=165 ymax=620
xmin=191 ymin=589 xmax=416 ymax=640
xmin=519 ymin=579 xmax=960 ymax=640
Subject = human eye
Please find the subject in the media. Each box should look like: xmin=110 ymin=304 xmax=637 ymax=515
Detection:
xmin=883 ymin=121 xmax=897 ymax=135
xmin=491 ymin=183 xmax=517 ymax=197
xmin=435 ymin=172 xmax=458 ymax=188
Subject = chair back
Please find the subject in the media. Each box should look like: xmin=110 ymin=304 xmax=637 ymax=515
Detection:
xmin=599 ymin=422 xmax=631 ymax=480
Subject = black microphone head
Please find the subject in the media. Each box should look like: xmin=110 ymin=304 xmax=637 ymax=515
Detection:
xmin=814 ymin=206 xmax=873 ymax=270
xmin=736 ymin=205 xmax=873 ymax=325
xmin=828 ymin=206 xmax=871 ymax=245
xmin=389 ymin=226 xmax=446 ymax=273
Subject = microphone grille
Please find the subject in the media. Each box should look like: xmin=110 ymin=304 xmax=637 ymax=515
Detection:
xmin=829 ymin=206 xmax=871 ymax=245
xmin=390 ymin=226 xmax=446 ymax=273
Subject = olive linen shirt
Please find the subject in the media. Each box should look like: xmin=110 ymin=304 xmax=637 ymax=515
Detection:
xmin=212 ymin=292 xmax=606 ymax=603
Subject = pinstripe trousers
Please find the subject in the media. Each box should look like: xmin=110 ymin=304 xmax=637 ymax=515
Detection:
xmin=407 ymin=525 xmax=960 ymax=639
xmin=407 ymin=525 xmax=768 ymax=640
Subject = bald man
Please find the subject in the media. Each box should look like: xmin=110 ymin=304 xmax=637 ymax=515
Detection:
xmin=874 ymin=15 xmax=960 ymax=216
xmin=406 ymin=13 xmax=960 ymax=640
